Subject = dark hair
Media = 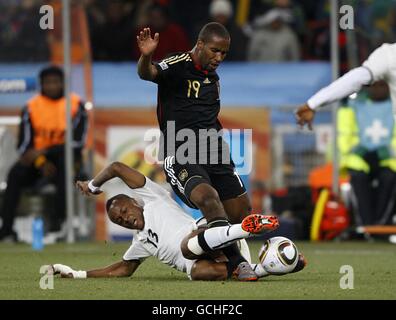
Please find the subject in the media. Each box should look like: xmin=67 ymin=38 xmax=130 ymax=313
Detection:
xmin=198 ymin=22 xmax=230 ymax=43
xmin=39 ymin=65 xmax=64 ymax=82
xmin=105 ymin=194 xmax=125 ymax=213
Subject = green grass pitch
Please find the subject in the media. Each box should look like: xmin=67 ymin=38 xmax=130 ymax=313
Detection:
xmin=0 ymin=240 xmax=395 ymax=300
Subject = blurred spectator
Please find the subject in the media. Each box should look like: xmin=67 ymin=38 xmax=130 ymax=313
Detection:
xmin=247 ymin=0 xmax=273 ymax=22
xmin=167 ymin=0 xmax=212 ymax=45
xmin=133 ymin=3 xmax=190 ymax=61
xmin=248 ymin=0 xmax=305 ymax=30
xmin=247 ymin=8 xmax=300 ymax=61
xmin=82 ymin=0 xmax=106 ymax=34
xmin=0 ymin=66 xmax=88 ymax=242
xmin=303 ymin=0 xmax=348 ymax=73
xmin=84 ymin=0 xmax=154 ymax=30
xmin=302 ymin=0 xmax=329 ymax=61
xmin=208 ymin=0 xmax=248 ymax=61
xmin=354 ymin=0 xmax=396 ymax=52
xmin=273 ymin=0 xmax=306 ymax=41
xmin=0 ymin=0 xmax=49 ymax=61
xmin=372 ymin=0 xmax=396 ymax=46
xmin=91 ymin=0 xmax=135 ymax=61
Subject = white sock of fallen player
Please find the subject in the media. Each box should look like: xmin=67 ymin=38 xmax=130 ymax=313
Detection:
xmin=187 ymin=224 xmax=249 ymax=256
xmin=250 ymin=263 xmax=268 ymax=277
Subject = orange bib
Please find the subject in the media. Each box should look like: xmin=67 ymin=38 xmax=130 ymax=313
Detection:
xmin=27 ymin=94 xmax=80 ymax=150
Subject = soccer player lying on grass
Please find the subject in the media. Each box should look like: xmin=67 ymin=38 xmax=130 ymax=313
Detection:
xmin=48 ymin=162 xmax=305 ymax=281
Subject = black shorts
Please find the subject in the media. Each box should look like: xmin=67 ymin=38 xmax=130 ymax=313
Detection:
xmin=163 ymin=156 xmax=247 ymax=209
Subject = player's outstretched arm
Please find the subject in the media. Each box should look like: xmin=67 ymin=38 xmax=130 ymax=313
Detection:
xmin=76 ymin=161 xmax=146 ymax=196
xmin=48 ymin=260 xmax=140 ymax=278
xmin=137 ymin=27 xmax=159 ymax=81
xmin=295 ymin=66 xmax=373 ymax=130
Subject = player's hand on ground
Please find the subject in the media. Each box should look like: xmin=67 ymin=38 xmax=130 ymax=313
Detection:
xmin=76 ymin=180 xmax=102 ymax=196
xmin=47 ymin=264 xmax=75 ymax=278
xmin=137 ymin=27 xmax=159 ymax=57
xmin=295 ymin=103 xmax=316 ymax=130
xmin=47 ymin=264 xmax=87 ymax=278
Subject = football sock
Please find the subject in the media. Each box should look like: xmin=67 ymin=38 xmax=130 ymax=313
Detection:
xmin=200 ymin=224 xmax=250 ymax=250
xmin=250 ymin=263 xmax=268 ymax=278
xmin=206 ymin=218 xmax=229 ymax=228
xmin=223 ymin=243 xmax=247 ymax=278
xmin=186 ymin=218 xmax=250 ymax=274
xmin=187 ymin=223 xmax=250 ymax=256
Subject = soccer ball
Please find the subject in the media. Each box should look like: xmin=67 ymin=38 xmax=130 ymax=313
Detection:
xmin=258 ymin=236 xmax=299 ymax=275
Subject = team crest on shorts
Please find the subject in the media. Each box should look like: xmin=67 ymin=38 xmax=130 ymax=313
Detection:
xmin=178 ymin=169 xmax=188 ymax=182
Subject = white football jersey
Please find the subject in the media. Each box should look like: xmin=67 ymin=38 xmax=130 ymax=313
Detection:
xmin=363 ymin=43 xmax=396 ymax=113
xmin=122 ymin=177 xmax=197 ymax=274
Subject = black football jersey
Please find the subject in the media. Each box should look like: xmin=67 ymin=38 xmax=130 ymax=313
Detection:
xmin=153 ymin=52 xmax=230 ymax=163
xmin=153 ymin=52 xmax=222 ymax=132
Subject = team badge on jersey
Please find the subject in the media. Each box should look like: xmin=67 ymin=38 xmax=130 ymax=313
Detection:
xmin=178 ymin=169 xmax=189 ymax=182
xmin=159 ymin=61 xmax=169 ymax=70
xmin=203 ymin=78 xmax=211 ymax=84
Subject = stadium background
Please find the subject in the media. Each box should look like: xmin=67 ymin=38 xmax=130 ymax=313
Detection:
xmin=0 ymin=0 xmax=395 ymax=301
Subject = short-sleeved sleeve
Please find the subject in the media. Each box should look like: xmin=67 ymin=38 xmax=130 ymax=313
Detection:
xmin=152 ymin=53 xmax=187 ymax=84
xmin=363 ymin=44 xmax=391 ymax=83
xmin=123 ymin=239 xmax=151 ymax=261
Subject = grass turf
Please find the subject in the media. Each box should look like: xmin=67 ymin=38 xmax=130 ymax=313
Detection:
xmin=0 ymin=240 xmax=395 ymax=300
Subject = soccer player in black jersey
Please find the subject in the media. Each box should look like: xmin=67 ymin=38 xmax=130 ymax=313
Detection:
xmin=136 ymin=23 xmax=258 ymax=280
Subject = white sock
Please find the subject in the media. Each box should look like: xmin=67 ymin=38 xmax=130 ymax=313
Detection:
xmin=203 ymin=224 xmax=250 ymax=250
xmin=251 ymin=263 xmax=269 ymax=278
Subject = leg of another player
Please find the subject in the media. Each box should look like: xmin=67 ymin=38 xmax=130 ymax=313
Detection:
xmin=222 ymin=193 xmax=252 ymax=224
xmin=0 ymin=163 xmax=38 ymax=240
xmin=190 ymin=259 xmax=228 ymax=281
xmin=181 ymin=227 xmax=249 ymax=261
xmin=188 ymin=250 xmax=303 ymax=281
xmin=189 ymin=183 xmax=262 ymax=281
xmin=374 ymin=167 xmax=396 ymax=224
xmin=189 ymin=183 xmax=229 ymax=224
xmin=181 ymin=215 xmax=278 ymax=260
xmin=349 ymin=169 xmax=373 ymax=225
xmin=183 ymin=230 xmax=239 ymax=281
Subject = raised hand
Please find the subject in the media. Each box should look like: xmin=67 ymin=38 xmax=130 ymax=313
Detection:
xmin=137 ymin=27 xmax=159 ymax=57
xmin=295 ymin=103 xmax=316 ymax=130
xmin=76 ymin=180 xmax=102 ymax=196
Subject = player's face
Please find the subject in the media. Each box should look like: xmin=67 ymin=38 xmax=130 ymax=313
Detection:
xmin=41 ymin=74 xmax=64 ymax=99
xmin=198 ymin=36 xmax=230 ymax=71
xmin=108 ymin=196 xmax=145 ymax=230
